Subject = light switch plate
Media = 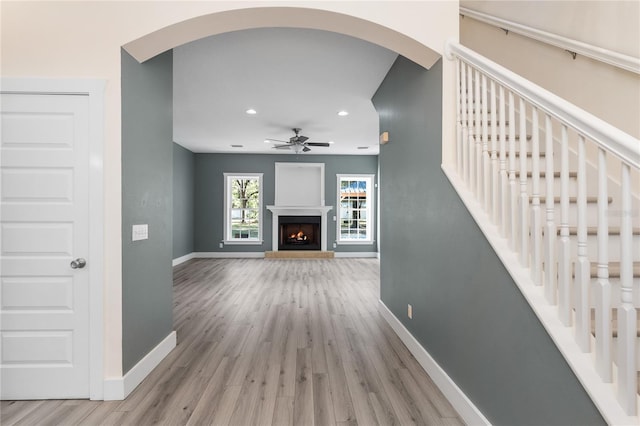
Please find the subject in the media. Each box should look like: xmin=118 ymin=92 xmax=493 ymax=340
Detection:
xmin=132 ymin=224 xmax=148 ymax=241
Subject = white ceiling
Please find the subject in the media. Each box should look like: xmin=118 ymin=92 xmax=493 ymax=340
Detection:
xmin=173 ymin=28 xmax=398 ymax=155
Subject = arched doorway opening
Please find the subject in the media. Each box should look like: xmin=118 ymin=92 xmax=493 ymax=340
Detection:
xmin=123 ymin=7 xmax=442 ymax=69
xmin=119 ymin=4 xmax=452 ymax=399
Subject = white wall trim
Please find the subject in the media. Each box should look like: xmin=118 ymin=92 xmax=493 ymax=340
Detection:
xmin=459 ymin=6 xmax=640 ymax=75
xmin=441 ymin=164 xmax=639 ymax=426
xmin=181 ymin=251 xmax=378 ymax=260
xmin=103 ymin=331 xmax=176 ymax=400
xmin=194 ymin=251 xmax=265 ymax=259
xmin=378 ymin=300 xmax=490 ymax=426
xmin=172 ymin=252 xmax=196 ymax=266
xmin=334 ymin=252 xmax=378 ymax=258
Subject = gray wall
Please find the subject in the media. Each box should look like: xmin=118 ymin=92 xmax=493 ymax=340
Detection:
xmin=194 ymin=153 xmax=378 ymax=253
xmin=173 ymin=143 xmax=195 ymax=259
xmin=373 ymin=56 xmax=604 ymax=425
xmin=121 ymin=49 xmax=174 ymax=374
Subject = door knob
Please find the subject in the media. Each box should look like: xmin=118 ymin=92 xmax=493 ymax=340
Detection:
xmin=70 ymin=258 xmax=87 ymax=269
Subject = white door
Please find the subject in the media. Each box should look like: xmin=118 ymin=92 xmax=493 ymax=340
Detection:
xmin=1 ymin=92 xmax=90 ymax=399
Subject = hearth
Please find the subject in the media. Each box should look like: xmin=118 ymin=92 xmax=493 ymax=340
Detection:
xmin=278 ymin=216 xmax=321 ymax=251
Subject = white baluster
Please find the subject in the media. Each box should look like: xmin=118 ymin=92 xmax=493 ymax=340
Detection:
xmin=499 ymin=86 xmax=508 ymax=237
xmin=508 ymin=92 xmax=518 ymax=250
xmin=461 ymin=62 xmax=468 ymax=184
xmin=594 ymin=145 xmax=610 ymax=374
xmin=456 ymin=59 xmax=462 ymax=174
xmin=544 ymin=115 xmax=556 ymax=304
xmin=475 ymin=69 xmax=482 ymax=199
xmin=558 ymin=125 xmax=571 ymax=326
xmin=468 ymin=64 xmax=475 ymax=190
xmin=482 ymin=74 xmax=490 ymax=212
xmin=617 ymin=162 xmax=637 ymax=415
xmin=574 ymin=136 xmax=590 ymax=351
xmin=519 ymin=98 xmax=529 ymax=266
xmin=490 ymin=80 xmax=499 ymax=224
xmin=530 ymin=107 xmax=542 ymax=285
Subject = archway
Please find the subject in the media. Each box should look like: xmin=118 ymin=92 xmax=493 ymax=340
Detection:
xmin=118 ymin=3 xmax=454 ymax=398
xmin=123 ymin=6 xmax=441 ymax=69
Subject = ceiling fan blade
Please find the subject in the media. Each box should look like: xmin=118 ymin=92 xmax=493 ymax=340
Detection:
xmin=302 ymin=146 xmax=311 ymax=152
xmin=273 ymin=144 xmax=291 ymax=149
xmin=266 ymin=138 xmax=289 ymax=143
xmin=297 ymin=135 xmax=309 ymax=143
xmin=305 ymin=142 xmax=330 ymax=147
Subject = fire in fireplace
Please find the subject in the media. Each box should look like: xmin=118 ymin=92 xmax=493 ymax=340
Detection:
xmin=278 ymin=216 xmax=321 ymax=250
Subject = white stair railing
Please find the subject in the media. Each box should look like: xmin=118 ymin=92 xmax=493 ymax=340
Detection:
xmin=445 ymin=41 xmax=640 ymax=422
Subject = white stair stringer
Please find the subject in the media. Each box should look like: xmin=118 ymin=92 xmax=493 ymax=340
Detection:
xmin=442 ymin=164 xmax=640 ymax=426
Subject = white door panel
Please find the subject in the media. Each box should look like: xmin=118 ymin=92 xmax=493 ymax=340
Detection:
xmin=1 ymin=92 xmax=90 ymax=399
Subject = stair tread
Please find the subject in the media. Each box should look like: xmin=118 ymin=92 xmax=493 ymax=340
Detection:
xmin=589 ymin=308 xmax=640 ymax=338
xmin=548 ymin=226 xmax=640 ymax=236
xmin=486 ymin=134 xmax=532 ymax=141
xmin=514 ymin=152 xmax=546 ymax=157
xmin=470 ymin=121 xmax=510 ymax=126
xmin=530 ymin=195 xmax=612 ymax=204
xmin=588 ymin=262 xmax=640 ymax=279
xmin=545 ymin=261 xmax=640 ymax=278
xmin=515 ymin=171 xmax=576 ymax=178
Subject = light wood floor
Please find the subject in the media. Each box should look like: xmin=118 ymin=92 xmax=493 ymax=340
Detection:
xmin=1 ymin=258 xmax=463 ymax=425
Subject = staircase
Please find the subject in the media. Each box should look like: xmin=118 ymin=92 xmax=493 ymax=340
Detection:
xmin=444 ymin=41 xmax=640 ymax=424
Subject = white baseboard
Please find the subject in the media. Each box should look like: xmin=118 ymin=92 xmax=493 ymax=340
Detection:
xmin=172 ymin=252 xmax=196 ymax=266
xmin=176 ymin=252 xmax=379 ymax=261
xmin=194 ymin=251 xmax=265 ymax=258
xmin=378 ymin=300 xmax=490 ymax=425
xmin=334 ymin=251 xmax=378 ymax=258
xmin=103 ymin=331 xmax=176 ymax=400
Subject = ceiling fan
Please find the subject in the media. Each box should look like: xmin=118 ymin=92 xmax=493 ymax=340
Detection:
xmin=267 ymin=128 xmax=331 ymax=153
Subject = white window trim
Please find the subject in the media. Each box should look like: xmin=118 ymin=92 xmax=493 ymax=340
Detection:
xmin=223 ymin=173 xmax=263 ymax=245
xmin=336 ymin=174 xmax=375 ymax=245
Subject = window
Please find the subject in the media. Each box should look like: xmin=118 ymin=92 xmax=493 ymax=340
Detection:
xmin=337 ymin=174 xmax=374 ymax=244
xmin=224 ymin=173 xmax=263 ymax=244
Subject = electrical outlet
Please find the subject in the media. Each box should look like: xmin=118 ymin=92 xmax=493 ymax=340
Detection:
xmin=219 ymin=242 xmax=223 ymax=249
xmin=408 ymin=304 xmax=413 ymax=319
xmin=333 ymin=242 xmax=337 ymax=248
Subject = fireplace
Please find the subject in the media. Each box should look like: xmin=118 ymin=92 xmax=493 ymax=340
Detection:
xmin=278 ymin=216 xmax=321 ymax=251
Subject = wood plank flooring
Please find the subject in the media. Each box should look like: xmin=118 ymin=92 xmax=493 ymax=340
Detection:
xmin=1 ymin=258 xmax=463 ymax=425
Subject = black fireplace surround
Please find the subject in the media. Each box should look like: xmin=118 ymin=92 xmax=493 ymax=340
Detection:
xmin=278 ymin=215 xmax=321 ymax=251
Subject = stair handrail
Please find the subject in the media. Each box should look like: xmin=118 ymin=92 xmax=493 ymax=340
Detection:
xmin=445 ymin=41 xmax=640 ymax=169
xmin=445 ymin=39 xmax=640 ymax=422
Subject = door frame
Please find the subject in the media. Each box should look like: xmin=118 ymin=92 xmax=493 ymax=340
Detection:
xmin=2 ymin=78 xmax=105 ymax=400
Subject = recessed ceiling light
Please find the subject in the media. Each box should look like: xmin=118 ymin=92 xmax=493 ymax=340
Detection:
xmin=245 ymin=109 xmax=257 ymax=115
xmin=328 ymin=141 xmax=335 ymax=144
xmin=264 ymin=139 xmax=271 ymax=143
xmin=231 ymin=144 xmax=244 ymax=148
xmin=357 ymin=146 xmax=369 ymax=150
xmin=337 ymin=110 xmax=349 ymax=116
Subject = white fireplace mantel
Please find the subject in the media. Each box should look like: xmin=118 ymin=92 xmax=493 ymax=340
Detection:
xmin=266 ymin=205 xmax=333 ymax=251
